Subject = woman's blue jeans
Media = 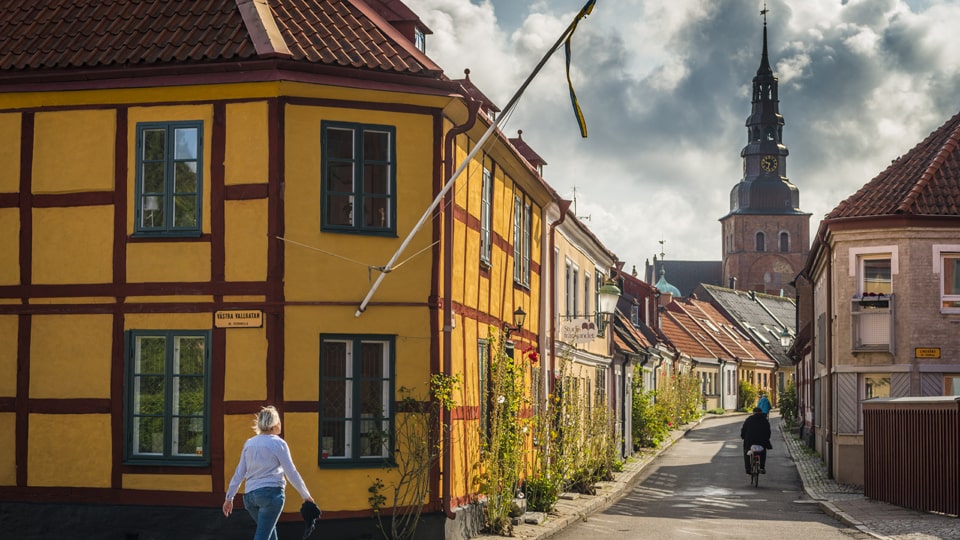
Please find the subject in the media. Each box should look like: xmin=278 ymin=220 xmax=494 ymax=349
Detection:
xmin=243 ymin=486 xmax=285 ymax=540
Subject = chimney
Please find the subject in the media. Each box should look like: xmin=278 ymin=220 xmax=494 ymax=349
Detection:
xmin=729 ymin=276 xmax=737 ymax=289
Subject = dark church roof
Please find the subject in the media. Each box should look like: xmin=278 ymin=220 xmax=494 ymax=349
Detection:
xmin=644 ymin=259 xmax=723 ymax=298
xmin=827 ymin=110 xmax=960 ymax=219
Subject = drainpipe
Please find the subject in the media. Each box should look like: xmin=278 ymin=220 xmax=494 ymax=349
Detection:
xmin=547 ymin=200 xmax=573 ymax=386
xmin=441 ymin=98 xmax=481 ymax=519
xmin=820 ymin=228 xmax=835 ymax=479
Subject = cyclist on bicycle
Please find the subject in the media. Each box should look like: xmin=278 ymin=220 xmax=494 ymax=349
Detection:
xmin=741 ymin=407 xmax=771 ymax=474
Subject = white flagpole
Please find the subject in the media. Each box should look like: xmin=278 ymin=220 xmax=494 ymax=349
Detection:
xmin=355 ymin=0 xmax=596 ymax=317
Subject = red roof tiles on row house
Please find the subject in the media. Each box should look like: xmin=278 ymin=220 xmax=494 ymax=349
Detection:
xmin=660 ymin=297 xmax=771 ymax=364
xmin=828 ymin=111 xmax=960 ymax=219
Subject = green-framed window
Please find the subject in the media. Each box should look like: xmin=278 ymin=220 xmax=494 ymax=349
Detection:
xmin=480 ymin=165 xmax=493 ymax=264
xmin=124 ymin=330 xmax=210 ymax=465
xmin=134 ymin=122 xmax=203 ymax=236
xmin=321 ymin=121 xmax=397 ymax=235
xmin=319 ymin=335 xmax=395 ymax=465
xmin=512 ymin=195 xmax=531 ymax=287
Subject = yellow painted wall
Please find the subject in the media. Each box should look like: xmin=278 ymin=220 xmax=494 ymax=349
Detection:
xmin=126 ymin=105 xmax=213 ymax=235
xmin=0 ymin=209 xmax=18 ymax=285
xmin=441 ymin=125 xmax=549 ymax=503
xmin=32 ymin=206 xmax=114 ymax=285
xmin=225 ymin=199 xmax=268 ymax=282
xmin=225 ymin=101 xmax=269 ymax=185
xmin=126 ymin=242 xmax=211 ymax=283
xmin=278 ymin=413 xmax=319 ymax=510
xmin=223 ymin=413 xmax=254 ymax=495
xmin=0 ymin=82 xmax=451 ymax=115
xmin=30 ymin=314 xmax=112 ymax=399
xmin=0 ymin=316 xmax=16 ymax=397
xmin=282 ymin=104 xmax=434 ymax=304
xmin=33 ymin=110 xmax=115 ymax=193
xmin=28 ymin=413 xmax=112 ymax=487
xmin=283 ymin=305 xmax=432 ymax=402
xmin=0 ymin=413 xmax=14 ymax=486
xmin=122 ymin=474 xmax=212 ymax=492
xmin=0 ymin=113 xmax=20 ymax=192
xmin=124 ymin=312 xmax=211 ymax=330
xmin=555 ymin=234 xmax=608 ymax=357
xmin=224 ymin=326 xmax=268 ymax=401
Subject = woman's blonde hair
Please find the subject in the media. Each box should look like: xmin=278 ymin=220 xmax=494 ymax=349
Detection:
xmin=254 ymin=406 xmax=280 ymax=434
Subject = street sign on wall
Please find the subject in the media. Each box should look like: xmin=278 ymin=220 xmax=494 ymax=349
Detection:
xmin=214 ymin=310 xmax=263 ymax=328
xmin=560 ymin=318 xmax=598 ymax=344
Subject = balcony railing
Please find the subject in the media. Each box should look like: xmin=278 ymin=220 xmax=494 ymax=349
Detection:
xmin=851 ymin=294 xmax=894 ymax=353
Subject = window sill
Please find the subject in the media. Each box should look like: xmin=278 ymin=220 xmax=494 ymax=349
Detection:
xmin=122 ymin=458 xmax=210 ymax=468
xmin=319 ymin=459 xmax=396 ymax=469
xmin=851 ymin=346 xmax=893 ymax=354
xmin=320 ymin=226 xmax=397 ymax=238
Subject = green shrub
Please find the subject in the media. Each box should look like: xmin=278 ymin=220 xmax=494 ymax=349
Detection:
xmin=707 ymin=408 xmax=726 ymax=415
xmin=523 ymin=475 xmax=561 ymax=513
xmin=738 ymin=379 xmax=758 ymax=412
xmin=631 ymin=369 xmax=669 ymax=448
xmin=779 ymin=380 xmax=798 ymax=428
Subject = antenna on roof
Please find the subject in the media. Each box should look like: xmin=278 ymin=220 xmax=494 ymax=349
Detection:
xmin=572 ymin=186 xmax=591 ymax=220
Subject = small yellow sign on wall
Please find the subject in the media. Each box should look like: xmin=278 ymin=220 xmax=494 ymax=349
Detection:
xmin=214 ymin=310 xmax=263 ymax=328
xmin=915 ymin=347 xmax=941 ymax=359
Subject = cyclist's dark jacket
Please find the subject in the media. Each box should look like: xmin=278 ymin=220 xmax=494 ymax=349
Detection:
xmin=740 ymin=413 xmax=771 ymax=449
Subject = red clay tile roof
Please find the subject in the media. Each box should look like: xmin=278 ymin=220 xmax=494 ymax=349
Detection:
xmin=660 ymin=297 xmax=772 ymax=363
xmin=660 ymin=309 xmax=720 ymax=360
xmin=0 ymin=0 xmax=442 ymax=77
xmin=828 ymin=110 xmax=960 ymax=219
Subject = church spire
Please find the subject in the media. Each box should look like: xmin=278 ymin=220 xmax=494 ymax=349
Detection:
xmin=723 ymin=3 xmax=804 ymax=217
xmin=758 ymin=3 xmax=772 ymax=76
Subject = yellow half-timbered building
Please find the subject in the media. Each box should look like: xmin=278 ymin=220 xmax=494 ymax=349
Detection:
xmin=0 ymin=1 xmax=559 ymax=538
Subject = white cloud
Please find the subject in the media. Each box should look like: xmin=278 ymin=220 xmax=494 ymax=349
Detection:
xmin=406 ymin=0 xmax=960 ymax=273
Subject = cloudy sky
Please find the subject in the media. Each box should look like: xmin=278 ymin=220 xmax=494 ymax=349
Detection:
xmin=403 ymin=0 xmax=960 ymax=273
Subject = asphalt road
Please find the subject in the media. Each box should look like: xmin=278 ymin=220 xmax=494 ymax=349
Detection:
xmin=551 ymin=415 xmax=871 ymax=540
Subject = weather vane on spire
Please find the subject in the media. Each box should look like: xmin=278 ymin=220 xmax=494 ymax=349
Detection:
xmin=761 ymin=2 xmax=769 ymax=25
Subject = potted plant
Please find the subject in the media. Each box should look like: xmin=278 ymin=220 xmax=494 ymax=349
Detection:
xmin=857 ymin=292 xmax=888 ymax=308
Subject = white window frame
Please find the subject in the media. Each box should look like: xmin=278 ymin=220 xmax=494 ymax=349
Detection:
xmin=572 ymin=265 xmax=580 ymax=317
xmin=933 ymin=245 xmax=960 ymax=313
xmin=480 ymin=166 xmax=493 ymax=264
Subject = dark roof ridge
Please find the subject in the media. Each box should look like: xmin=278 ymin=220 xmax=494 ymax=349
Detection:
xmin=700 ymin=283 xmax=794 ymax=303
xmin=897 ymin=118 xmax=960 ymax=214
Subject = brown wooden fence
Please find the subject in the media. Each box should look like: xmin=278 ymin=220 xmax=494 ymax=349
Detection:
xmin=863 ymin=397 xmax=960 ymax=517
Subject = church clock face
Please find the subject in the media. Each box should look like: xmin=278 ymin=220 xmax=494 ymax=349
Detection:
xmin=760 ymin=155 xmax=778 ymax=172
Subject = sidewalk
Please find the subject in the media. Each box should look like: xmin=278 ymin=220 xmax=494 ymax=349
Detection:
xmin=779 ymin=422 xmax=960 ymax=540
xmin=472 ymin=413 xmax=959 ymax=540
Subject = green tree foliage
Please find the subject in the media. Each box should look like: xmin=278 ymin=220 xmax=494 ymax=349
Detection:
xmin=779 ymin=380 xmax=798 ymax=429
xmin=738 ymin=379 xmax=759 ymax=412
xmin=476 ymin=331 xmax=529 ymax=535
xmin=631 ymin=369 xmax=668 ymax=449
xmin=368 ymin=374 xmax=460 ymax=540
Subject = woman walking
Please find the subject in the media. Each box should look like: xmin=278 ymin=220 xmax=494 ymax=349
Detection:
xmin=223 ymin=406 xmax=315 ymax=540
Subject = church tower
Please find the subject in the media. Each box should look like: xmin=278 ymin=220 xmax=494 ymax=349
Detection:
xmin=720 ymin=7 xmax=810 ymax=296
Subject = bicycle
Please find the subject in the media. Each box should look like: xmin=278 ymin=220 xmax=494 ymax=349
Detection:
xmin=747 ymin=444 xmax=765 ymax=487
